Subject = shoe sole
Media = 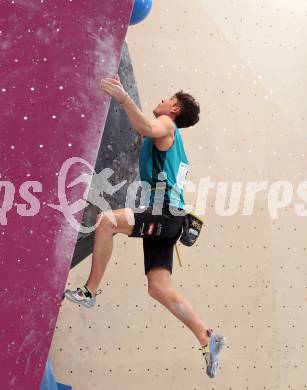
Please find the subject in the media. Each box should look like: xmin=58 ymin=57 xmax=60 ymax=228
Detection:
xmin=206 ymin=335 xmax=226 ymax=378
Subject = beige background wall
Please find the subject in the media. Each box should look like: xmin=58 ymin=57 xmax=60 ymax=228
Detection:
xmin=50 ymin=1 xmax=307 ymax=389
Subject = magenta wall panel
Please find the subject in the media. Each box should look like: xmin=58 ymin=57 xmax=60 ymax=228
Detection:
xmin=0 ymin=1 xmax=134 ymax=388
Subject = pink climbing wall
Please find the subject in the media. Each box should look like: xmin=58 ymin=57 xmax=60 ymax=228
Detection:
xmin=0 ymin=1 xmax=134 ymax=388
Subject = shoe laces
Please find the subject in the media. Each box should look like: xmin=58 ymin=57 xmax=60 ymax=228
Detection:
xmin=76 ymin=287 xmax=86 ymax=297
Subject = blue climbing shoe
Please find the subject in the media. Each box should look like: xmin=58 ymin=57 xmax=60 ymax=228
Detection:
xmin=201 ymin=329 xmax=226 ymax=378
xmin=64 ymin=286 xmax=101 ymax=308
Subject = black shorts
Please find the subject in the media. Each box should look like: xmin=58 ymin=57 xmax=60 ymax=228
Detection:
xmin=128 ymin=205 xmax=185 ymax=275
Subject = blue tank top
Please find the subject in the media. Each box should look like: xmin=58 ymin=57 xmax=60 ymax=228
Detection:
xmin=139 ymin=125 xmax=189 ymax=209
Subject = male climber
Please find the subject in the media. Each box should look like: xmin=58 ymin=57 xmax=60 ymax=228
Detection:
xmin=65 ymin=75 xmax=226 ymax=378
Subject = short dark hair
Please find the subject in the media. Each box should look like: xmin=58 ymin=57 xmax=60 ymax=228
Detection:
xmin=174 ymin=91 xmax=200 ymax=128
